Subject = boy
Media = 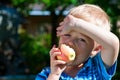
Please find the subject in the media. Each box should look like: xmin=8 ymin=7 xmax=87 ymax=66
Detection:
xmin=35 ymin=4 xmax=119 ymax=80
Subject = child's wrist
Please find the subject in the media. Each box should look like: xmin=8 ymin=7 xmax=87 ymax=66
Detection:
xmin=47 ymin=73 xmax=61 ymax=80
xmin=51 ymin=72 xmax=62 ymax=76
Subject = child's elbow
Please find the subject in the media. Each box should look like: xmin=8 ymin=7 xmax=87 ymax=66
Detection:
xmin=111 ymin=35 xmax=119 ymax=53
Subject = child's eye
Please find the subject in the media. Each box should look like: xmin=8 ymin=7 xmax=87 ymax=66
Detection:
xmin=64 ymin=34 xmax=71 ymax=37
xmin=79 ymin=38 xmax=86 ymax=43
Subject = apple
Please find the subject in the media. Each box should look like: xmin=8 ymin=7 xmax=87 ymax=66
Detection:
xmin=57 ymin=44 xmax=75 ymax=62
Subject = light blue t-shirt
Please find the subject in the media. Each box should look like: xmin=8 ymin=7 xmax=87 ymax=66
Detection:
xmin=35 ymin=53 xmax=117 ymax=80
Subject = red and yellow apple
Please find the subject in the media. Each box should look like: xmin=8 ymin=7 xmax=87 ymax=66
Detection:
xmin=57 ymin=44 xmax=75 ymax=62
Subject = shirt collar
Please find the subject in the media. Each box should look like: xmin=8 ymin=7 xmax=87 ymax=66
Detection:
xmin=83 ymin=57 xmax=92 ymax=69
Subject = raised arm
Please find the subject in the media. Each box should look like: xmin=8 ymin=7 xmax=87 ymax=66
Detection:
xmin=60 ymin=15 xmax=119 ymax=67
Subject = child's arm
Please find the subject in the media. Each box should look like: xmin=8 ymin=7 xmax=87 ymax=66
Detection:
xmin=60 ymin=15 xmax=119 ymax=67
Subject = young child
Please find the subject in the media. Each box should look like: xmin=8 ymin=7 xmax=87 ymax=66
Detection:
xmin=35 ymin=4 xmax=119 ymax=80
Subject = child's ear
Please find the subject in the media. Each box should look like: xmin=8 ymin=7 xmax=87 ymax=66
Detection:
xmin=91 ymin=45 xmax=102 ymax=57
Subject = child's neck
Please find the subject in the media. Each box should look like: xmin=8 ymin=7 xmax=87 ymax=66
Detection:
xmin=64 ymin=63 xmax=84 ymax=78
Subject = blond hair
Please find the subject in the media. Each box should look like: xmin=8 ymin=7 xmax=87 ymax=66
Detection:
xmin=69 ymin=4 xmax=111 ymax=31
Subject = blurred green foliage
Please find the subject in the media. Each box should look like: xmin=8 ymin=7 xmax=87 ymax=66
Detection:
xmin=20 ymin=33 xmax=51 ymax=74
xmin=41 ymin=0 xmax=79 ymax=10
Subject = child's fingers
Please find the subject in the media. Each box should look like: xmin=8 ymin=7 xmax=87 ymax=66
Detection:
xmin=53 ymin=60 xmax=66 ymax=66
xmin=56 ymin=26 xmax=63 ymax=37
xmin=56 ymin=25 xmax=63 ymax=31
xmin=59 ymin=21 xmax=64 ymax=26
xmin=50 ymin=51 xmax=61 ymax=61
xmin=49 ymin=45 xmax=59 ymax=55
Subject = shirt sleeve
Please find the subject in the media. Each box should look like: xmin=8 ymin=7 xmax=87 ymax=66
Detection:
xmin=35 ymin=67 xmax=50 ymax=80
xmin=93 ymin=53 xmax=117 ymax=79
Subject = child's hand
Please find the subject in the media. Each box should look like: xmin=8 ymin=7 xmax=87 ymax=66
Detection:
xmin=49 ymin=45 xmax=66 ymax=77
xmin=57 ymin=15 xmax=77 ymax=37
